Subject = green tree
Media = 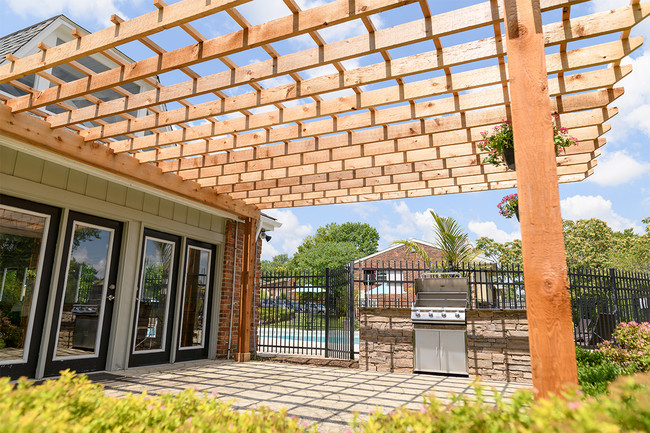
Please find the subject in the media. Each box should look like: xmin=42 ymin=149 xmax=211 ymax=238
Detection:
xmin=477 ymin=218 xmax=650 ymax=272
xmin=475 ymin=237 xmax=523 ymax=267
xmin=393 ymin=211 xmax=479 ymax=268
xmin=290 ymin=241 xmax=360 ymax=272
xmin=297 ymin=222 xmax=379 ymax=257
xmin=260 ymin=254 xmax=290 ymax=274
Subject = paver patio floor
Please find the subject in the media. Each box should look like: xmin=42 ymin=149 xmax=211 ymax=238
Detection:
xmin=90 ymin=360 xmax=529 ymax=432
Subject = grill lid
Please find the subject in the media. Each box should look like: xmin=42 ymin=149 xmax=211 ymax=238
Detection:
xmin=413 ymin=272 xmax=468 ymax=309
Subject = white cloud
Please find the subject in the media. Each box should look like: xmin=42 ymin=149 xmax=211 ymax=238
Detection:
xmin=377 ymin=201 xmax=434 ymax=245
xmin=261 ymin=209 xmax=313 ymax=258
xmin=560 ymin=195 xmax=643 ymax=233
xmin=468 ymin=221 xmax=520 ymax=243
xmin=4 ymin=0 xmax=142 ymax=28
xmin=589 ymin=150 xmax=650 ymax=186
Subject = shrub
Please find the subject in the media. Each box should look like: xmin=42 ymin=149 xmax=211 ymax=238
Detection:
xmin=258 ymin=307 xmax=295 ymax=325
xmin=351 ymin=373 xmax=650 ymax=433
xmin=598 ymin=321 xmax=650 ymax=372
xmin=576 ymin=346 xmax=624 ymax=396
xmin=0 ymin=371 xmax=314 ymax=433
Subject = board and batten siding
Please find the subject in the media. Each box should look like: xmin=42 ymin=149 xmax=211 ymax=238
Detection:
xmin=0 ymin=144 xmax=229 ymax=378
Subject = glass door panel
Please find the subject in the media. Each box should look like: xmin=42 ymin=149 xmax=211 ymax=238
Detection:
xmin=0 ymin=207 xmax=49 ymax=364
xmin=129 ymin=229 xmax=180 ymax=368
xmin=53 ymin=223 xmax=113 ymax=358
xmin=0 ymin=196 xmax=60 ymax=379
xmin=44 ymin=212 xmax=122 ymax=377
xmin=176 ymin=240 xmax=215 ymax=362
xmin=133 ymin=238 xmax=175 ymax=352
xmin=180 ymin=247 xmax=210 ymax=348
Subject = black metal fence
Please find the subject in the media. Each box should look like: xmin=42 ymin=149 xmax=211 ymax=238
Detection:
xmin=355 ymin=260 xmax=650 ymax=348
xmin=257 ymin=265 xmax=355 ymax=359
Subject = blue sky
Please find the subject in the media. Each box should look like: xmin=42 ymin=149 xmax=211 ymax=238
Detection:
xmin=1 ymin=0 xmax=648 ymax=260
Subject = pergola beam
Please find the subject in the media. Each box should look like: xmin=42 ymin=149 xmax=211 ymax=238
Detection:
xmin=6 ymin=0 xmax=418 ymax=113
xmin=240 ymin=169 xmax=592 ymax=209
xmin=78 ymin=38 xmax=638 ymax=142
xmin=0 ymin=104 xmax=259 ymax=219
xmin=503 ymin=0 xmax=578 ymax=397
xmin=168 ymin=110 xmax=614 ymax=184
xmin=42 ymin=1 xmax=640 ymax=132
xmin=0 ymin=0 xmax=252 ymax=83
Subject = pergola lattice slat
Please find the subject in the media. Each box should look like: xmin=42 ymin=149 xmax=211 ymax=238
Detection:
xmin=41 ymin=0 xmax=581 ymax=127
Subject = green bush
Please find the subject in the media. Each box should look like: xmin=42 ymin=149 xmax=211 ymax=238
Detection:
xmin=0 ymin=371 xmax=314 ymax=433
xmin=576 ymin=346 xmax=624 ymax=396
xmin=351 ymin=373 xmax=650 ymax=433
xmin=258 ymin=307 xmax=295 ymax=325
xmin=598 ymin=321 xmax=650 ymax=372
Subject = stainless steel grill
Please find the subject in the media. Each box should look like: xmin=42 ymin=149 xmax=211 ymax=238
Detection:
xmin=411 ymin=272 xmax=468 ymax=323
xmin=412 ymin=272 xmax=469 ymax=375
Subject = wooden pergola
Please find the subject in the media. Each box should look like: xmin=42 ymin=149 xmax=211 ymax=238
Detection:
xmin=0 ymin=0 xmax=647 ymax=396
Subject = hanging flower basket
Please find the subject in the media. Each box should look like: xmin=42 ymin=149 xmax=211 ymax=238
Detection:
xmin=498 ymin=193 xmax=519 ymax=222
xmin=478 ymin=115 xmax=579 ymax=170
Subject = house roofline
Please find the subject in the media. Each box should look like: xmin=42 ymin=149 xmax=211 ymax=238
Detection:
xmin=354 ymin=239 xmax=439 ymax=264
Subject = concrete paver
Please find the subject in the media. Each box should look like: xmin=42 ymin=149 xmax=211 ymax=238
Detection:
xmin=90 ymin=360 xmax=528 ymax=432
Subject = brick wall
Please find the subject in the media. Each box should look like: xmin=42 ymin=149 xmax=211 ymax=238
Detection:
xmin=466 ymin=310 xmax=531 ymax=383
xmin=215 ymin=219 xmax=262 ymax=359
xmin=359 ymin=308 xmax=532 ymax=383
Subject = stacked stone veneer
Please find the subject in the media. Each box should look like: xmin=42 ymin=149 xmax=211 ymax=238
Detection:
xmin=359 ymin=308 xmax=532 ymax=383
xmin=466 ymin=310 xmax=531 ymax=383
xmin=359 ymin=308 xmax=414 ymax=373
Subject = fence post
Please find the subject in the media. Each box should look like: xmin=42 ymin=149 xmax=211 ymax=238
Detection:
xmin=349 ymin=259 xmax=355 ymax=360
xmin=325 ymin=267 xmax=330 ymax=358
xmin=610 ymin=268 xmax=620 ymax=324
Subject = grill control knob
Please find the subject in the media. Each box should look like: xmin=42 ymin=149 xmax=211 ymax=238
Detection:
xmin=441 ymin=312 xmax=447 ymax=318
xmin=428 ymin=311 xmax=434 ymax=318
xmin=415 ymin=311 xmax=421 ymax=317
xmin=455 ymin=312 xmax=460 ymax=318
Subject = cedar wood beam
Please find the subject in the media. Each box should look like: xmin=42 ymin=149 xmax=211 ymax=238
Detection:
xmin=503 ymin=0 xmax=578 ymax=398
xmin=46 ymin=0 xmax=588 ymax=130
xmin=0 ymin=0 xmax=252 ymax=83
xmin=79 ymin=37 xmax=639 ymax=142
xmin=0 ymin=104 xmax=260 ymax=220
xmin=6 ymin=0 xmax=419 ymax=113
xmin=99 ymin=3 xmax=647 ymax=151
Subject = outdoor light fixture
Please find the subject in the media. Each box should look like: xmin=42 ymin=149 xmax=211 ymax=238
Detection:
xmin=260 ymin=230 xmax=272 ymax=242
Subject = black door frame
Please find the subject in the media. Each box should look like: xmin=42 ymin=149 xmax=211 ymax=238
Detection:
xmin=0 ymin=195 xmax=61 ymax=380
xmin=128 ymin=228 xmax=181 ymax=367
xmin=44 ymin=211 xmax=122 ymax=377
xmin=175 ymin=239 xmax=216 ymax=362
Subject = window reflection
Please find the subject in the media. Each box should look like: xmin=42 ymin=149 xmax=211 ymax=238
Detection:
xmin=55 ymin=223 xmax=112 ymax=358
xmin=0 ymin=207 xmax=47 ymax=363
xmin=134 ymin=238 xmax=174 ymax=352
xmin=180 ymin=247 xmax=210 ymax=348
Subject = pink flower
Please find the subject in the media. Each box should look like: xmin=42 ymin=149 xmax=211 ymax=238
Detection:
xmin=147 ymin=404 xmax=155 ymax=410
xmin=567 ymin=401 xmax=582 ymax=410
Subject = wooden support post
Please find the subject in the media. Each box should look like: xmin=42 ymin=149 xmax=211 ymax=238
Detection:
xmin=502 ymin=0 xmax=578 ymax=398
xmin=236 ymin=217 xmax=257 ymax=362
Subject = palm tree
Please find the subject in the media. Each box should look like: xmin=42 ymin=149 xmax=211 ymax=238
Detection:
xmin=392 ymin=211 xmax=479 ymax=268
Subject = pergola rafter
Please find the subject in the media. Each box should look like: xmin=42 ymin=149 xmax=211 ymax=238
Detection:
xmin=0 ymin=0 xmax=643 ymax=211
xmin=0 ymin=0 xmax=647 ymax=390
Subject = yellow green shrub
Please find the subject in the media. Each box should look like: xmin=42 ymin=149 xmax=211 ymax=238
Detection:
xmin=351 ymin=373 xmax=650 ymax=433
xmin=0 ymin=371 xmax=314 ymax=433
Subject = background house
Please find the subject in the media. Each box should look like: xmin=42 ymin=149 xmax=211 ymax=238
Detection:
xmin=354 ymin=240 xmax=443 ymax=308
